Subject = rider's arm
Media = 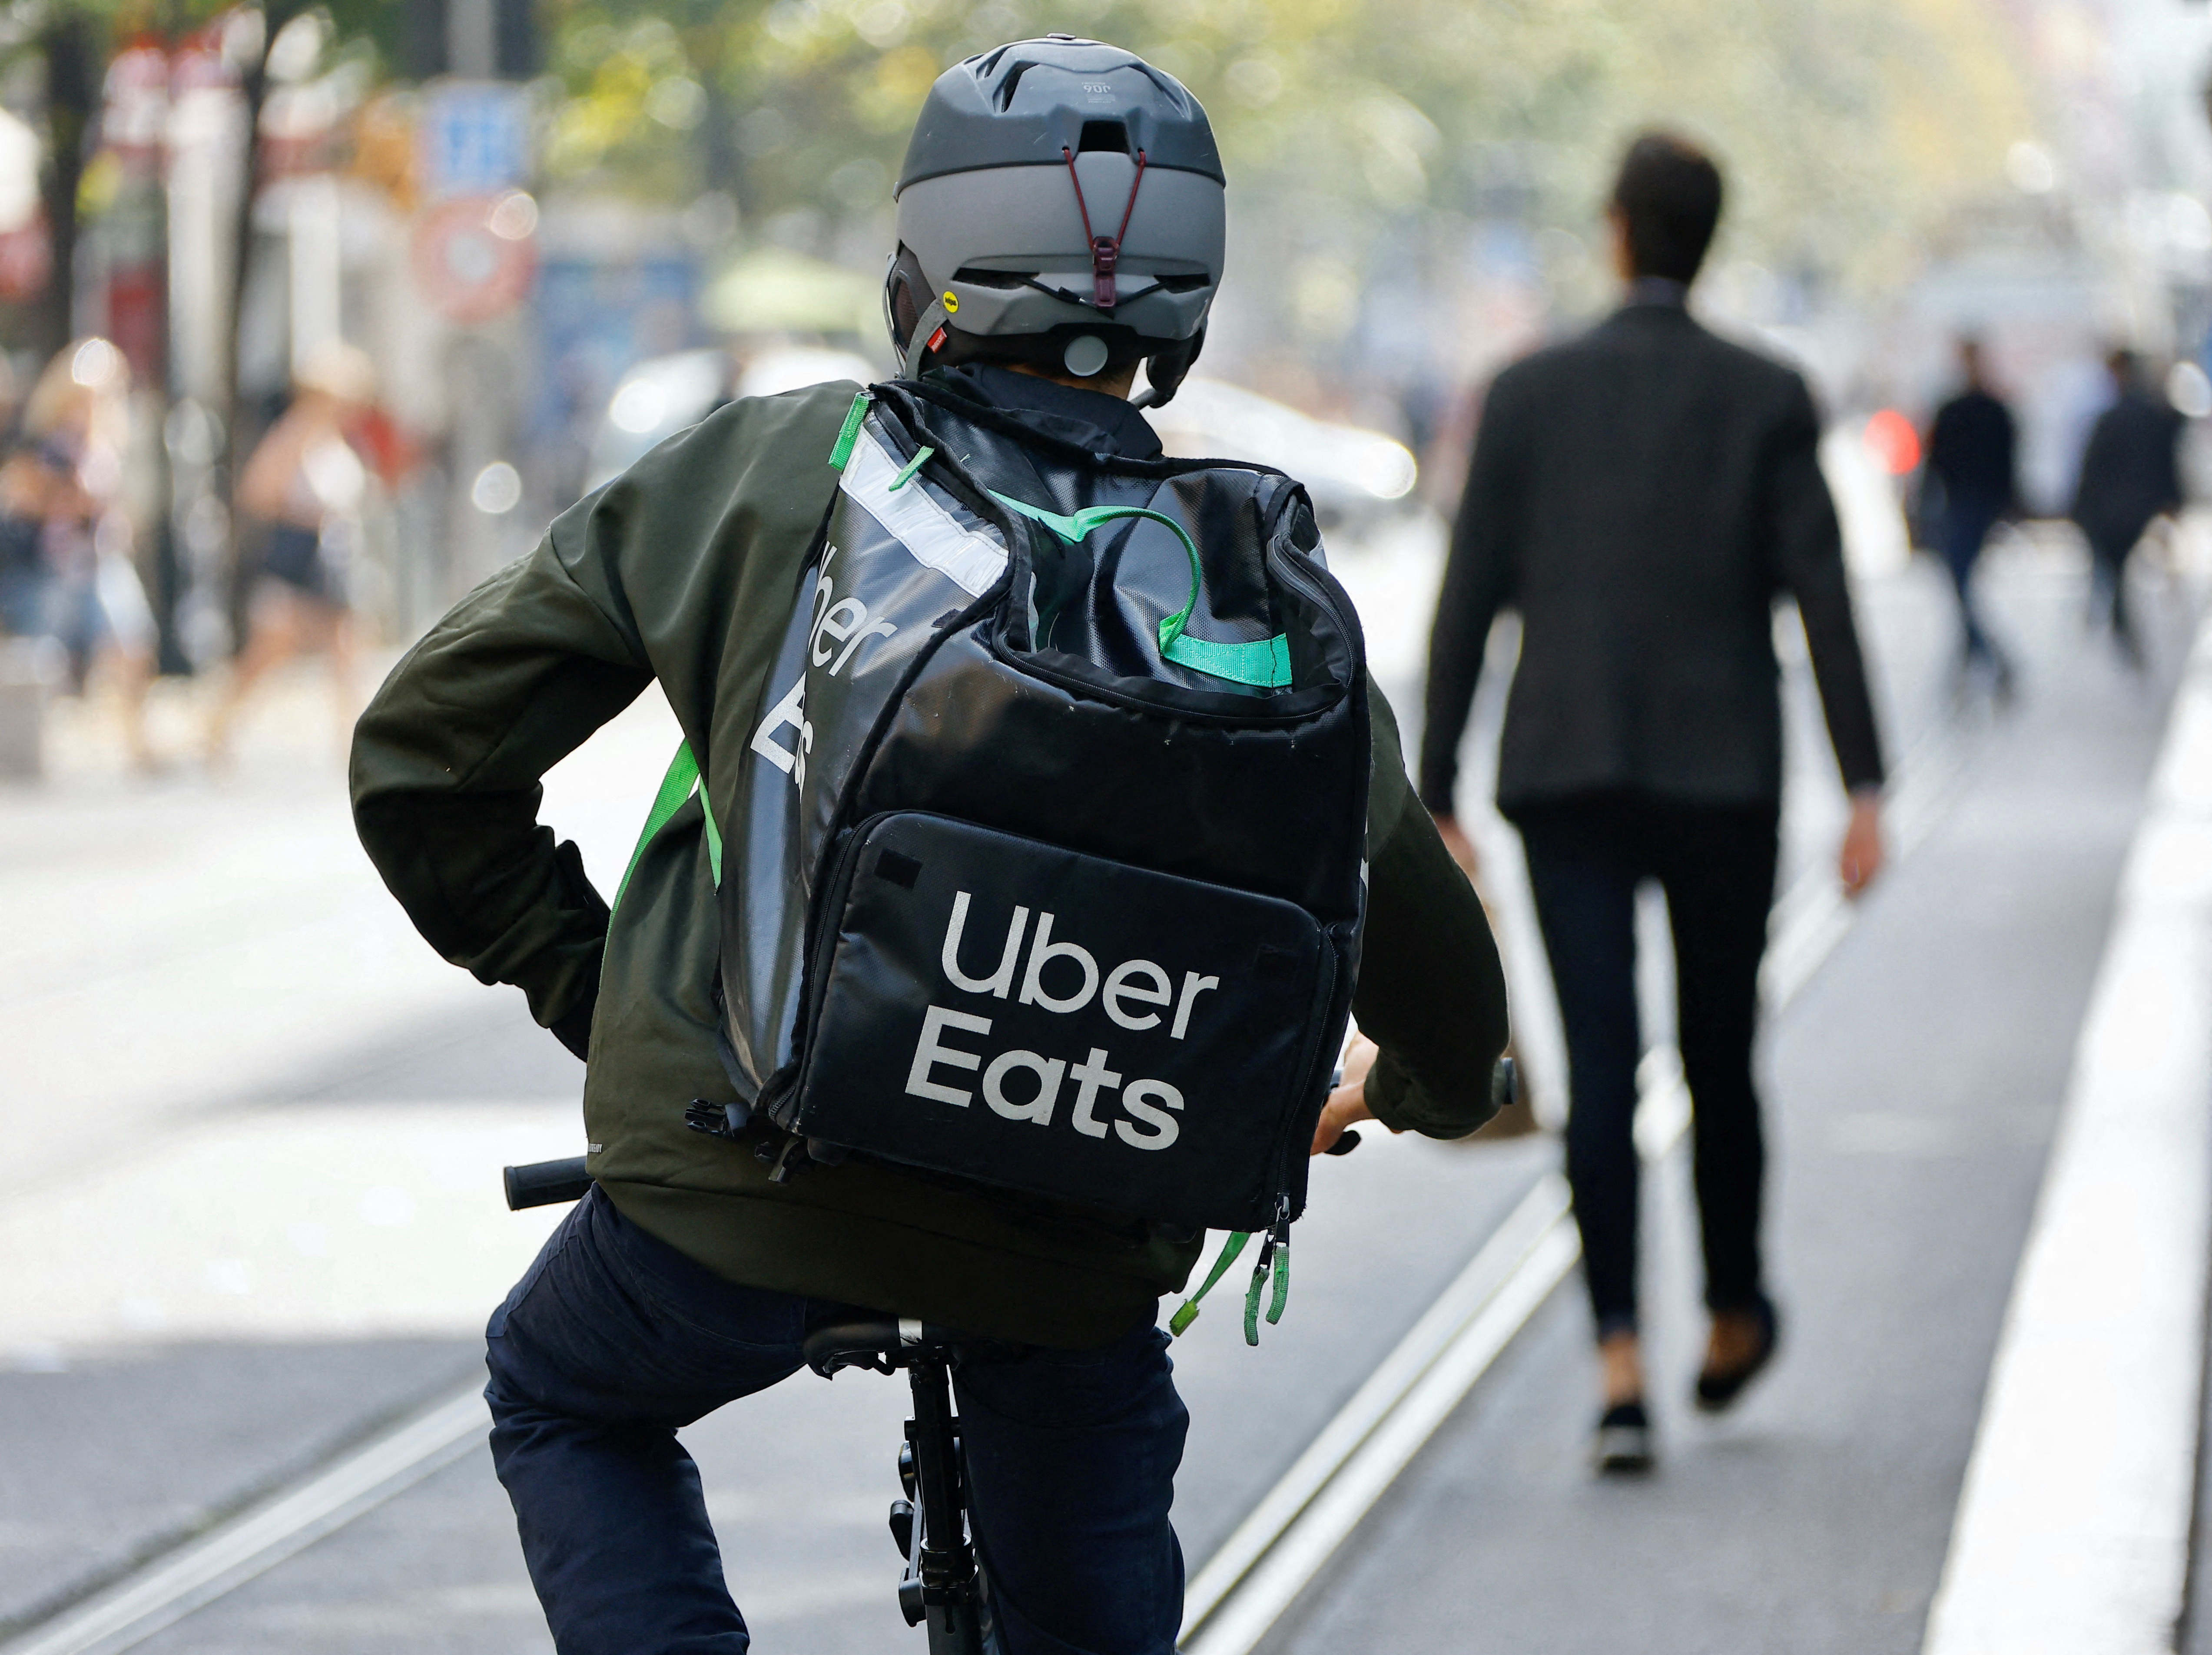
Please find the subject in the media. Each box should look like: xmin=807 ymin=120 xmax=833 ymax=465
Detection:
xmin=1354 ymin=686 xmax=1510 ymax=1137
xmin=348 ymin=526 xmax=653 ymax=1053
xmin=351 ymin=388 xmax=852 ymax=1055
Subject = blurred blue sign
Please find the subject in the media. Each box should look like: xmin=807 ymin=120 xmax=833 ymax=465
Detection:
xmin=421 ymin=83 xmax=530 ymax=199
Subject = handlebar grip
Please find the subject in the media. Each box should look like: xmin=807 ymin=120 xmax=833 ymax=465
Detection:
xmin=504 ymin=1156 xmax=592 ymax=1211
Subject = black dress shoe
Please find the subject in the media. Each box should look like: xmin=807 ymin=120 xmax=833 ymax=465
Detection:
xmin=1592 ymin=1400 xmax=1654 ymax=1473
xmin=1695 ymin=1295 xmax=1779 ymax=1413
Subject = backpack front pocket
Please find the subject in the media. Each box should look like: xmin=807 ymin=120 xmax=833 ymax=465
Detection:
xmin=788 ymin=811 xmax=1326 ymax=1231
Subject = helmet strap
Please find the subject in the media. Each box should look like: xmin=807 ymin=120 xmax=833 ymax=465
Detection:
xmin=900 ymin=295 xmax=952 ymax=379
xmin=1061 ymin=147 xmax=1148 ymax=311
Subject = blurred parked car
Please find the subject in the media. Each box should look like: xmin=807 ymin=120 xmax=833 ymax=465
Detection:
xmin=586 ymin=344 xmax=879 ymax=490
xmin=1145 ymin=377 xmax=1419 ymax=532
xmin=587 ymin=353 xmax=1419 ymax=538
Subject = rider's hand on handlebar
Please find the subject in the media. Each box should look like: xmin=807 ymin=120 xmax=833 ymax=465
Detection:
xmin=1311 ymin=1033 xmax=1387 ymax=1156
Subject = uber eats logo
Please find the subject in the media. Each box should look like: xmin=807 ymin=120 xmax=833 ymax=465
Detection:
xmin=903 ymin=892 xmax=1220 ymax=1151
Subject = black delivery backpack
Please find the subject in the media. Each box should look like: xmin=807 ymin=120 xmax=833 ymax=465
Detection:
xmin=627 ymin=379 xmax=1370 ymax=1336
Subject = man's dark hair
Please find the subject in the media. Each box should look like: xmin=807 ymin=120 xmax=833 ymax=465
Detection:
xmin=1609 ymin=132 xmax=1724 ymax=285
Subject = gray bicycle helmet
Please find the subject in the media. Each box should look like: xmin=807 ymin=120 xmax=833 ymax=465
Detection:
xmin=885 ymin=36 xmax=1225 ymax=405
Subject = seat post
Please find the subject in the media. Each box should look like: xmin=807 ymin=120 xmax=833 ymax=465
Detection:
xmin=907 ymin=1351 xmax=991 ymax=1654
xmin=908 ymin=1353 xmax=973 ymax=1594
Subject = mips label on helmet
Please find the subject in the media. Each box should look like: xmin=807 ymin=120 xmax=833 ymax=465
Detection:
xmin=903 ymin=888 xmax=1222 ymax=1151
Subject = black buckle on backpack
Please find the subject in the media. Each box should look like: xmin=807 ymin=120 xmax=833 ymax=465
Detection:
xmin=683 ymin=1098 xmax=751 ymax=1140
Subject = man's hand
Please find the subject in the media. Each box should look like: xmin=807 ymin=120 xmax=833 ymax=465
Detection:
xmin=1839 ymin=791 xmax=1884 ymax=898
xmin=1312 ymin=1033 xmax=1389 ymax=1155
xmin=1432 ymin=813 xmax=1480 ymax=884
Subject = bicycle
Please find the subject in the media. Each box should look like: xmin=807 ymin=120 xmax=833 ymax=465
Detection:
xmin=503 ymin=1157 xmax=1004 ymax=1655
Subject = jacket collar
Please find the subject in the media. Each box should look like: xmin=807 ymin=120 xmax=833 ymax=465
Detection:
xmin=1620 ymin=275 xmax=1691 ymax=311
xmin=924 ymin=363 xmax=1164 ymax=460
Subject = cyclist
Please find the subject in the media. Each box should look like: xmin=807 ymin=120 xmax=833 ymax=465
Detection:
xmin=352 ymin=37 xmax=1507 ymax=1655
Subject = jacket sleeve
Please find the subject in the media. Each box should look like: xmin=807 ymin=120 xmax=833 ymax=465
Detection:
xmin=1358 ymin=686 xmax=1511 ymax=1137
xmin=1767 ymin=375 xmax=1887 ymax=794
xmin=351 ymin=388 xmax=852 ymax=1042
xmin=1418 ymin=373 xmax=1521 ymax=815
xmin=348 ymin=522 xmax=655 ymax=1038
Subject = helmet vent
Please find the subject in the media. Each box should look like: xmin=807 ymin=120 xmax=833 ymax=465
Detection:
xmin=1078 ymin=121 xmax=1131 ymax=155
xmin=993 ymin=57 xmax=1037 ymax=110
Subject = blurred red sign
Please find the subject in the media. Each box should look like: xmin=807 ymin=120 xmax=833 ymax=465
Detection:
xmin=1864 ymin=407 xmax=1921 ymax=476
xmin=0 ymin=212 xmax=50 ymax=302
xmin=410 ymin=195 xmax=534 ymax=325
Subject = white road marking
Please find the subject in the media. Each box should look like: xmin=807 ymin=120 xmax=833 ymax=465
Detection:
xmin=1182 ymin=1204 xmax=1581 ymax=1655
xmin=1920 ymin=619 xmax=2212 ymax=1655
xmin=0 ymin=1385 xmax=489 ymax=1655
xmin=1177 ymin=1175 xmax=1570 ymax=1642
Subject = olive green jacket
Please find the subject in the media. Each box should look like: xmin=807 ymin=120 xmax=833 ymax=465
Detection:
xmin=351 ymin=380 xmax=1509 ymax=1348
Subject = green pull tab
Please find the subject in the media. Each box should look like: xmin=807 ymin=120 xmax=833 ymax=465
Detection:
xmin=1243 ymin=1231 xmax=1277 ymax=1346
xmin=1268 ymin=1237 xmax=1291 ymax=1326
xmin=827 ymin=389 xmax=874 ymax=470
xmin=1168 ymin=1230 xmax=1250 ymax=1337
xmin=889 ymin=445 xmax=934 ymax=491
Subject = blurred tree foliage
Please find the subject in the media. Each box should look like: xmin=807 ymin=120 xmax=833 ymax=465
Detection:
xmin=536 ymin=0 xmax=2033 ymax=296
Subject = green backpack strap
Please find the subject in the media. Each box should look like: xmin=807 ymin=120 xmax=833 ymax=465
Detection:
xmin=988 ymin=492 xmax=1294 ymax=690
xmin=613 ymin=740 xmax=723 ymax=912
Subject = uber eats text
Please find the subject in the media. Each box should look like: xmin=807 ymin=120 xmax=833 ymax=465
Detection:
xmin=904 ymin=891 xmax=1221 ymax=1151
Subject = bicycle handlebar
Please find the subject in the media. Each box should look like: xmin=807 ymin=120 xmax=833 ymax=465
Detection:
xmin=504 ymin=1156 xmax=592 ymax=1211
xmin=501 ymin=1062 xmax=1512 ymax=1212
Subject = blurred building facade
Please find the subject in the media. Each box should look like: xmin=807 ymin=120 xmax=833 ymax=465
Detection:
xmin=0 ymin=0 xmax=2201 ymax=669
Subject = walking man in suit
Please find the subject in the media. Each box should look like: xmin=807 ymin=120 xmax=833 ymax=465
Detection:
xmin=2072 ymin=348 xmax=2186 ymax=667
xmin=1923 ymin=338 xmax=2020 ymax=693
xmin=1419 ymin=132 xmax=1888 ymax=1472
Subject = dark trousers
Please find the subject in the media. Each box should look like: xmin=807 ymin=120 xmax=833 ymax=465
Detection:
xmin=1938 ymin=500 xmax=2010 ymax=669
xmin=484 ymin=1187 xmax=1189 ymax=1655
xmin=2086 ymin=520 xmax=2150 ymax=659
xmin=1516 ymin=794 xmax=1780 ymax=1340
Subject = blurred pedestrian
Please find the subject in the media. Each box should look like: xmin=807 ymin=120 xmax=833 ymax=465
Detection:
xmin=1922 ymin=338 xmax=2019 ymax=695
xmin=1421 ymin=132 xmax=1888 ymax=1472
xmin=2071 ymin=349 xmax=2184 ymax=668
xmin=206 ymin=339 xmax=375 ymax=766
xmin=0 ymin=339 xmax=160 ymax=771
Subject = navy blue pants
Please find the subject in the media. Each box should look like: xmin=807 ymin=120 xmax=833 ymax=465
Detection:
xmin=1938 ymin=500 xmax=2010 ymax=669
xmin=1517 ymin=794 xmax=1778 ymax=1340
xmin=485 ymin=1188 xmax=1188 ymax=1654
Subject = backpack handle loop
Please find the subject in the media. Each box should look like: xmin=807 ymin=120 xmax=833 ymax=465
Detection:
xmin=988 ymin=491 xmax=1292 ymax=690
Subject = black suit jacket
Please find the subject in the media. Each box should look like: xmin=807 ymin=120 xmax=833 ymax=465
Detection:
xmin=2071 ymin=388 xmax=2183 ymax=550
xmin=1420 ymin=301 xmax=1886 ymax=817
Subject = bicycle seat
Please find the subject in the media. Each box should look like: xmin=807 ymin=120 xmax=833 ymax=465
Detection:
xmin=804 ymin=1317 xmax=960 ymax=1377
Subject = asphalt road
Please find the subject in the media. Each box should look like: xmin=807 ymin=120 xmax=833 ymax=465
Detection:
xmin=1265 ymin=549 xmax=2199 ymax=1655
xmin=0 ymin=516 xmax=2197 ymax=1654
